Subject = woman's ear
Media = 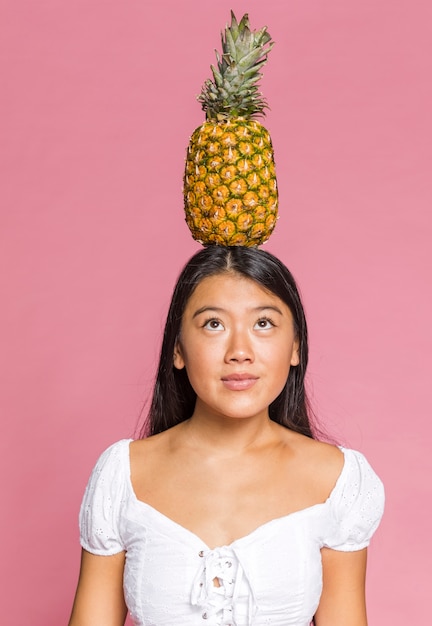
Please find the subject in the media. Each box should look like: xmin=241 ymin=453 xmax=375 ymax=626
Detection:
xmin=290 ymin=339 xmax=300 ymax=367
xmin=173 ymin=343 xmax=185 ymax=370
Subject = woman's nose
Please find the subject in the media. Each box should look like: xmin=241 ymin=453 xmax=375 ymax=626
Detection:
xmin=224 ymin=329 xmax=254 ymax=363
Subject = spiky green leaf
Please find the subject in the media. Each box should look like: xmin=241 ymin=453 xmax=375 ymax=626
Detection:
xmin=198 ymin=11 xmax=275 ymax=120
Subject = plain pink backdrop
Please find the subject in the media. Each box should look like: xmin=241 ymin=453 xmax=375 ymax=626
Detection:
xmin=1 ymin=0 xmax=430 ymax=623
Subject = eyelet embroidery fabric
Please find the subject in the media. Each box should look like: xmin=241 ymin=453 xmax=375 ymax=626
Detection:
xmin=79 ymin=439 xmax=384 ymax=626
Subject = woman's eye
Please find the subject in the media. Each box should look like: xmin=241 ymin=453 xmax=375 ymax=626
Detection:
xmin=203 ymin=318 xmax=223 ymax=330
xmin=255 ymin=318 xmax=275 ymax=330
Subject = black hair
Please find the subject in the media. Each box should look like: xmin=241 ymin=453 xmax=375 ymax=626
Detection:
xmin=139 ymin=246 xmax=316 ymax=439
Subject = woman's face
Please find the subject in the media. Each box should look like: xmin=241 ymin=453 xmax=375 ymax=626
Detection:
xmin=174 ymin=272 xmax=299 ymax=423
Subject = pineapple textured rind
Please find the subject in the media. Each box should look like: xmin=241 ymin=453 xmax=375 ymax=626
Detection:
xmin=184 ymin=118 xmax=278 ymax=247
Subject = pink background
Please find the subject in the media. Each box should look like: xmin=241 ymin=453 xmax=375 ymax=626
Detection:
xmin=1 ymin=0 xmax=430 ymax=623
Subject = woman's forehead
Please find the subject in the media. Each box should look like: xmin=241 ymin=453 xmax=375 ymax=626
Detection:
xmin=185 ymin=272 xmax=288 ymax=311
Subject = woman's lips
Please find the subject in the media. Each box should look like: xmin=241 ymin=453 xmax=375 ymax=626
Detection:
xmin=221 ymin=374 xmax=259 ymax=391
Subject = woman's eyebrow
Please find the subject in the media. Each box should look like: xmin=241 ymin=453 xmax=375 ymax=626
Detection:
xmin=192 ymin=306 xmax=225 ymax=319
xmin=192 ymin=305 xmax=284 ymax=318
xmin=252 ymin=305 xmax=284 ymax=316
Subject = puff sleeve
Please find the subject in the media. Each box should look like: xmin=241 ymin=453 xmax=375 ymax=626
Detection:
xmin=324 ymin=448 xmax=385 ymax=551
xmin=79 ymin=439 xmax=132 ymax=556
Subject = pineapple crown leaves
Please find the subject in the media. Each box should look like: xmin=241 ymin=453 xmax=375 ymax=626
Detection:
xmin=198 ymin=11 xmax=275 ymax=121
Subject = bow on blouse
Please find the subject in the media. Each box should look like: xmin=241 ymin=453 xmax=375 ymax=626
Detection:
xmin=191 ymin=546 xmax=258 ymax=625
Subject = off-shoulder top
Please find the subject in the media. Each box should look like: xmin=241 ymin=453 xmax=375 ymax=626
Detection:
xmin=79 ymin=439 xmax=384 ymax=626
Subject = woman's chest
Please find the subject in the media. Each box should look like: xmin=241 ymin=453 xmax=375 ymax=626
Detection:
xmin=131 ymin=456 xmax=327 ymax=550
xmin=121 ymin=498 xmax=326 ymax=626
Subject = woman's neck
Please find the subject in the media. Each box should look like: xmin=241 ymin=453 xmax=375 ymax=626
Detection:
xmin=176 ymin=411 xmax=282 ymax=457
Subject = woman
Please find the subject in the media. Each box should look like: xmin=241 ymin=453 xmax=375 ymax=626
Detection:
xmin=69 ymin=246 xmax=384 ymax=626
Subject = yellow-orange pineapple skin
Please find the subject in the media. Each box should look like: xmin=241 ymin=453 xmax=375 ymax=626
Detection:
xmin=183 ymin=119 xmax=278 ymax=247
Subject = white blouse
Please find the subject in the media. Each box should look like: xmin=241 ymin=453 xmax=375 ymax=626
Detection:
xmin=79 ymin=439 xmax=384 ymax=626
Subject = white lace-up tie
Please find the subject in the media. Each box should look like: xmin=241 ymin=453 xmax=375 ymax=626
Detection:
xmin=191 ymin=546 xmax=257 ymax=625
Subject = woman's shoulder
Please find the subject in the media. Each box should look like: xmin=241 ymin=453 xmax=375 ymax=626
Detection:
xmin=129 ymin=421 xmax=189 ymax=457
xmin=88 ymin=438 xmax=133 ymax=470
xmin=129 ymin=430 xmax=177 ymax=485
xmin=285 ymin=432 xmax=383 ymax=500
xmin=329 ymin=445 xmax=385 ymax=504
xmin=129 ymin=429 xmax=172 ymax=458
xmin=280 ymin=429 xmax=345 ymax=493
xmin=283 ymin=432 xmax=385 ymax=546
xmin=292 ymin=434 xmax=344 ymax=467
xmin=82 ymin=439 xmax=133 ymax=494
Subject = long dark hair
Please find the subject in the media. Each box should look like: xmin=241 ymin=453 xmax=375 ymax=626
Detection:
xmin=139 ymin=246 xmax=316 ymax=439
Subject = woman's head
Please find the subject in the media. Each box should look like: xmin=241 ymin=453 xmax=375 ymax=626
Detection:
xmin=142 ymin=246 xmax=314 ymax=438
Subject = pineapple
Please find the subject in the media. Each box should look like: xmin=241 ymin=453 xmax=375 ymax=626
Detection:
xmin=183 ymin=12 xmax=278 ymax=247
